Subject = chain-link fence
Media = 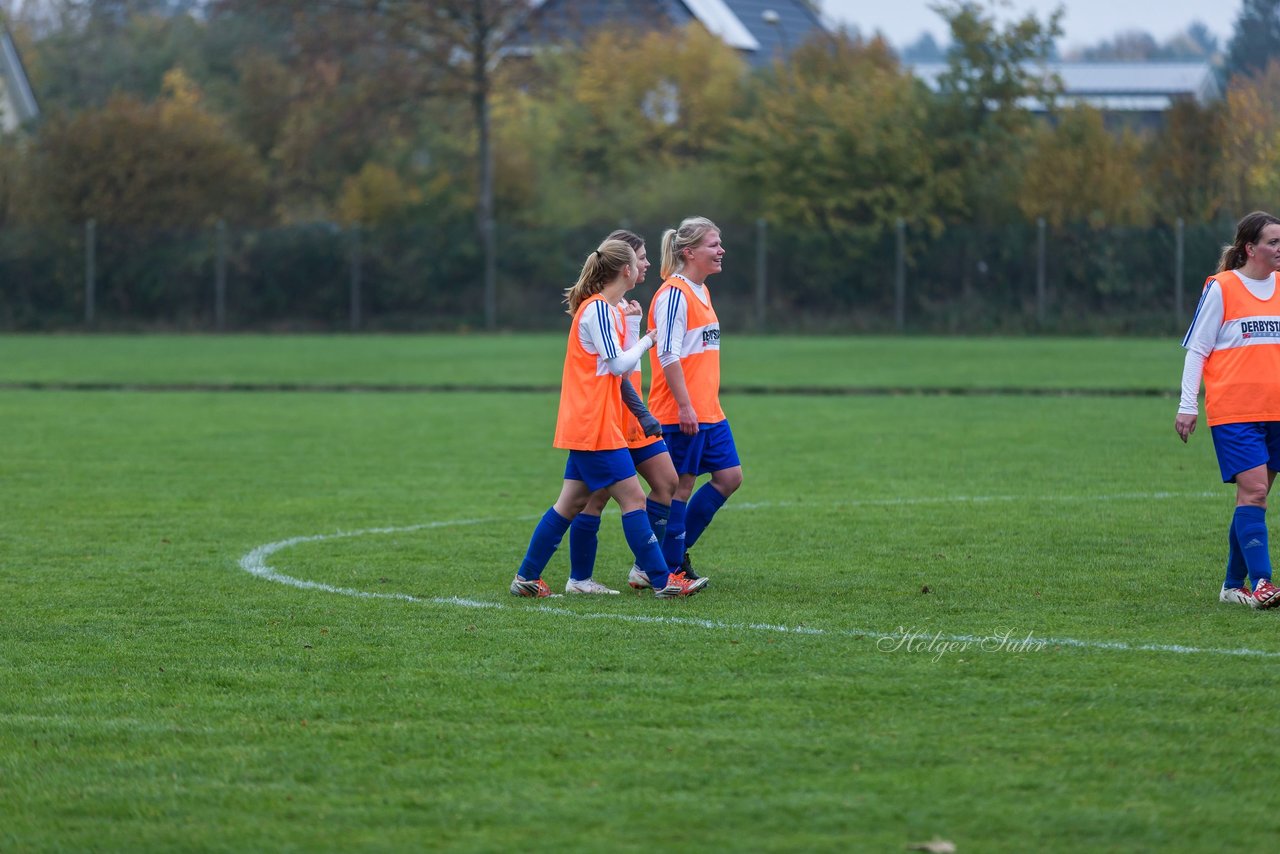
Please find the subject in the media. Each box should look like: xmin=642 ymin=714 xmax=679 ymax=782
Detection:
xmin=0 ymin=217 xmax=1231 ymax=334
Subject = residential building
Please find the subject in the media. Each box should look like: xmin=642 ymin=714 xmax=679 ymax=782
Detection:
xmin=515 ymin=0 xmax=830 ymax=67
xmin=1 ymin=24 xmax=38 ymax=133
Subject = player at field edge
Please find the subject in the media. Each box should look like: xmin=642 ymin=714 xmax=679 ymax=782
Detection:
xmin=1176 ymin=210 xmax=1280 ymax=609
xmin=628 ymin=216 xmax=743 ymax=590
xmin=564 ymin=229 xmax=683 ymax=595
xmin=510 ymin=238 xmax=709 ymax=599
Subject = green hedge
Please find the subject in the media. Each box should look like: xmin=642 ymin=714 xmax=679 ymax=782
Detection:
xmin=0 ymin=218 xmax=1231 ymax=334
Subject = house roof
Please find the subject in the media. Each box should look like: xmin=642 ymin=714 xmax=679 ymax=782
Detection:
xmin=723 ymin=0 xmax=831 ymax=62
xmin=908 ymin=61 xmax=1220 ymax=112
xmin=1 ymin=24 xmax=39 ymax=131
xmin=519 ymin=0 xmax=829 ymax=66
xmin=684 ymin=0 xmax=759 ymax=50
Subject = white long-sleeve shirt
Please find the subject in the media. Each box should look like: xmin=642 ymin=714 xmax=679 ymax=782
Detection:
xmin=1179 ymin=272 xmax=1277 ymax=414
xmin=576 ymin=297 xmax=652 ymax=377
xmin=652 ymin=275 xmax=711 ymax=367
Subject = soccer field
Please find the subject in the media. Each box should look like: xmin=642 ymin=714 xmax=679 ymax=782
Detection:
xmin=2 ymin=335 xmax=1273 ymax=852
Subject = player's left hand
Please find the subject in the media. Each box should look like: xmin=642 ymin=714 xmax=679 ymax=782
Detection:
xmin=1175 ymin=413 xmax=1197 ymax=443
xmin=621 ymin=300 xmax=642 ymax=317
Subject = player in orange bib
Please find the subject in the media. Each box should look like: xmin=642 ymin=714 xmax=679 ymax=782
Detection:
xmin=510 ymin=239 xmax=708 ymax=599
xmin=629 ymin=217 xmax=743 ymax=589
xmin=564 ymin=230 xmax=682 ymax=594
xmin=1176 ymin=211 xmax=1280 ymax=609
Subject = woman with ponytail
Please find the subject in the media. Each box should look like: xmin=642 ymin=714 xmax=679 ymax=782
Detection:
xmin=1177 ymin=211 xmax=1280 ymax=608
xmin=564 ymin=229 xmax=682 ymax=595
xmin=510 ymin=239 xmax=708 ymax=599
xmin=628 ymin=216 xmax=742 ymax=590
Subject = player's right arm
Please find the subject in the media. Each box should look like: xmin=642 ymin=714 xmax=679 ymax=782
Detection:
xmin=661 ymin=362 xmax=698 ymax=435
xmin=654 ymin=286 xmax=699 ymax=434
xmin=581 ymin=299 xmax=654 ymax=377
xmin=1175 ymin=281 xmax=1223 ymax=442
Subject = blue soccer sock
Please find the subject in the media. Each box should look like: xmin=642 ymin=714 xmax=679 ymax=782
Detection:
xmin=1225 ymin=519 xmax=1247 ymax=590
xmin=568 ymin=513 xmax=601 ymax=581
xmin=517 ymin=508 xmax=572 ymax=581
xmin=662 ymin=499 xmax=687 ymax=572
xmin=646 ymin=498 xmax=670 ymax=546
xmin=1233 ymin=505 xmax=1272 ymax=587
xmin=622 ymin=509 xmax=669 ymax=588
xmin=684 ymin=482 xmax=728 ymax=551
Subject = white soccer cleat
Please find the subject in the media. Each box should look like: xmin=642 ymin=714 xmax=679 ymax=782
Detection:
xmin=565 ymin=577 xmax=620 ymax=595
xmin=1220 ymin=585 xmax=1253 ymax=606
xmin=627 ymin=564 xmax=652 ymax=589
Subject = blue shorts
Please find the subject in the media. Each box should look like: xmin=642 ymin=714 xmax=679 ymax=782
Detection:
xmin=630 ymin=438 xmax=669 ymax=466
xmin=1210 ymin=422 xmax=1280 ymax=482
xmin=662 ymin=419 xmax=740 ymax=477
xmin=564 ymin=448 xmax=637 ymax=491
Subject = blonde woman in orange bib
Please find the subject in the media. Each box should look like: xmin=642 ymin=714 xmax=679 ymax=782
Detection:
xmin=630 ymin=217 xmax=743 ymax=589
xmin=1177 ymin=211 xmax=1280 ymax=608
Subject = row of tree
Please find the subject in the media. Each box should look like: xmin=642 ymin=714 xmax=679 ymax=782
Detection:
xmin=899 ymin=21 xmax=1220 ymax=64
xmin=0 ymin=1 xmax=1278 ymax=250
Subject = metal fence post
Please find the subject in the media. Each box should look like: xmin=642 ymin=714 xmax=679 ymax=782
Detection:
xmin=1175 ymin=217 xmax=1185 ymax=327
xmin=894 ymin=218 xmax=905 ymax=332
xmin=755 ymin=218 xmax=767 ymax=331
xmin=349 ymin=227 xmax=362 ymax=332
xmin=1036 ymin=217 xmax=1046 ymax=327
xmin=215 ymin=219 xmax=227 ymax=332
xmin=84 ymin=219 xmax=96 ymax=326
xmin=482 ymin=218 xmax=496 ymax=331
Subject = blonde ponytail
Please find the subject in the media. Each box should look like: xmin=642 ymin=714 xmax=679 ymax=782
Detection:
xmin=563 ymin=240 xmax=636 ymax=315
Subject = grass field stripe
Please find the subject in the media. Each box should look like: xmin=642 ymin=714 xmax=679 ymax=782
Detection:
xmin=236 ymin=491 xmax=1279 ymax=660
xmin=524 ymin=611 xmax=1280 ymax=658
xmin=851 ymin=629 xmax=1280 ymax=659
xmin=0 ymin=380 xmax=1181 ymax=397
xmin=731 ymin=490 xmax=1222 ymax=511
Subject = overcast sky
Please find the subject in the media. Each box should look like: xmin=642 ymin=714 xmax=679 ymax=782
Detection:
xmin=819 ymin=0 xmax=1240 ymax=49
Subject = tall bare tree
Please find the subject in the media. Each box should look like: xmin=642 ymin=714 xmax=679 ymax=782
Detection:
xmin=220 ymin=0 xmax=531 ymax=329
xmin=432 ymin=0 xmax=529 ymax=331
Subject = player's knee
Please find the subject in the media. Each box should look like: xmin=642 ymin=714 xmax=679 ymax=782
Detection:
xmin=648 ymin=473 xmax=678 ymax=503
xmin=582 ymin=489 xmax=609 ymax=515
xmin=1239 ymin=489 xmax=1269 ymax=508
xmin=1237 ymin=476 xmax=1270 ymax=507
xmin=714 ymin=468 xmax=743 ymax=495
xmin=555 ymin=495 xmax=590 ymax=518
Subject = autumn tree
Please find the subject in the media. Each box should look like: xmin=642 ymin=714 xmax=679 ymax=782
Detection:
xmin=23 ymin=68 xmax=267 ymax=227
xmin=495 ymin=22 xmax=745 ymax=225
xmin=928 ymin=0 xmax=1064 ymax=224
xmin=1146 ymin=97 xmax=1225 ymax=222
xmin=725 ymin=31 xmax=943 ymax=239
xmin=17 ymin=0 xmax=211 ymax=112
xmin=219 ymin=0 xmax=530 ymax=328
xmin=1017 ymin=106 xmax=1151 ymax=228
xmin=337 ymin=162 xmax=423 ymax=226
xmin=0 ymin=135 xmax=22 ymax=228
xmin=1219 ymin=59 xmax=1280 ymax=214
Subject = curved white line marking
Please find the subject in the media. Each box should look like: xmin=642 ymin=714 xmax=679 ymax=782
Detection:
xmin=236 ymin=491 xmax=1280 ymax=659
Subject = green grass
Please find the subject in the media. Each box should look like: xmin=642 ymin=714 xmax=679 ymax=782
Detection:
xmin=0 ymin=333 xmax=1182 ymax=390
xmin=1 ymin=335 xmax=1270 ymax=853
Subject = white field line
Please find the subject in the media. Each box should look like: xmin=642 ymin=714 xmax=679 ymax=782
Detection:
xmin=236 ymin=491 xmax=1280 ymax=660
